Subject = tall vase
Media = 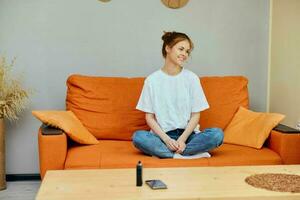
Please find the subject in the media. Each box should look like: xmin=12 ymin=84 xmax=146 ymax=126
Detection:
xmin=0 ymin=118 xmax=6 ymax=190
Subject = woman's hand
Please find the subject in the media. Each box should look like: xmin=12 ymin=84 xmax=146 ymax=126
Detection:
xmin=164 ymin=138 xmax=179 ymax=151
xmin=146 ymin=113 xmax=179 ymax=151
xmin=176 ymin=140 xmax=186 ymax=154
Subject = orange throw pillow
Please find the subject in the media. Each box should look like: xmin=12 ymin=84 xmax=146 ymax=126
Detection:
xmin=32 ymin=110 xmax=99 ymax=145
xmin=224 ymin=106 xmax=285 ymax=149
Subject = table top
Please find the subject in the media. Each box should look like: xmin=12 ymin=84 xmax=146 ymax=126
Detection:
xmin=36 ymin=165 xmax=300 ymax=200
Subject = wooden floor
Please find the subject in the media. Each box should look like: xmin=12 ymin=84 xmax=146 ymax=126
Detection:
xmin=0 ymin=181 xmax=41 ymax=200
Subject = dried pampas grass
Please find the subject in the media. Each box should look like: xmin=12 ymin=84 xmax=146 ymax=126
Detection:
xmin=0 ymin=56 xmax=30 ymax=121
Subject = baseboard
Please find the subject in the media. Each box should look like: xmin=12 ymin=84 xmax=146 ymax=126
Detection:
xmin=6 ymin=174 xmax=41 ymax=182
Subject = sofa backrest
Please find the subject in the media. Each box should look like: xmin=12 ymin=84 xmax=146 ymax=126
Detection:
xmin=66 ymin=74 xmax=249 ymax=140
xmin=66 ymin=75 xmax=148 ymax=140
xmin=199 ymin=76 xmax=249 ymax=130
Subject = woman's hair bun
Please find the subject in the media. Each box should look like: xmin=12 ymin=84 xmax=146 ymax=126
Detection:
xmin=162 ymin=31 xmax=175 ymax=42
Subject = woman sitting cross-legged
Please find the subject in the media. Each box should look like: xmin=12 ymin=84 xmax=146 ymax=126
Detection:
xmin=132 ymin=31 xmax=224 ymax=159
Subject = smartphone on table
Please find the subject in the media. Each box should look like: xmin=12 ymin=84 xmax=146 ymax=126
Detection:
xmin=145 ymin=179 xmax=168 ymax=190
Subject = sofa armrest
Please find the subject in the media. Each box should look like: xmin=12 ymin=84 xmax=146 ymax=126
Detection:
xmin=266 ymin=126 xmax=300 ymax=164
xmin=38 ymin=125 xmax=67 ymax=179
xmin=40 ymin=123 xmax=64 ymax=135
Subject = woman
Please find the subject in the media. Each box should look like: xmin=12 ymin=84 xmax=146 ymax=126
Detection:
xmin=133 ymin=31 xmax=223 ymax=159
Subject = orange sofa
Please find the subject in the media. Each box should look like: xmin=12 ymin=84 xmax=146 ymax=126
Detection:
xmin=38 ymin=75 xmax=300 ymax=178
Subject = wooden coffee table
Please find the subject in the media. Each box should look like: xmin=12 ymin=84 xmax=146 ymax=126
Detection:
xmin=36 ymin=165 xmax=300 ymax=200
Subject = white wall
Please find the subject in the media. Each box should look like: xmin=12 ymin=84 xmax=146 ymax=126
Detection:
xmin=0 ymin=0 xmax=270 ymax=174
xmin=269 ymin=0 xmax=300 ymax=127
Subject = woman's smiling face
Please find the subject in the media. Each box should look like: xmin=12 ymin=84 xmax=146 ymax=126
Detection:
xmin=166 ymin=40 xmax=191 ymax=67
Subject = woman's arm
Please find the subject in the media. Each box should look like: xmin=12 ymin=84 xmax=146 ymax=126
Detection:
xmin=176 ymin=112 xmax=200 ymax=153
xmin=145 ymin=113 xmax=179 ymax=151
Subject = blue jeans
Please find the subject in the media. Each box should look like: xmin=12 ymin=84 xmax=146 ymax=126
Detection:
xmin=132 ymin=128 xmax=224 ymax=158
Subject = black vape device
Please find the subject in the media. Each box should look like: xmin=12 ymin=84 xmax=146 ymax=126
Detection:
xmin=136 ymin=160 xmax=143 ymax=186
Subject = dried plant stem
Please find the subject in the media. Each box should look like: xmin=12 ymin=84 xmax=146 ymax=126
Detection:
xmin=0 ymin=56 xmax=29 ymax=122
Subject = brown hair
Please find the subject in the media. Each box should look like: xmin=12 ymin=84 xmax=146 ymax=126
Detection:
xmin=161 ymin=31 xmax=194 ymax=58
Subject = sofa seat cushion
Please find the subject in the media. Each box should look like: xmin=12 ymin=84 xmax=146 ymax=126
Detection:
xmin=65 ymin=140 xmax=209 ymax=169
xmin=208 ymin=144 xmax=282 ymax=166
xmin=65 ymin=141 xmax=282 ymax=169
xmin=99 ymin=141 xmax=209 ymax=168
xmin=65 ymin=144 xmax=101 ymax=169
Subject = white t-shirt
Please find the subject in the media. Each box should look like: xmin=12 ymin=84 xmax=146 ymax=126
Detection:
xmin=136 ymin=68 xmax=209 ymax=133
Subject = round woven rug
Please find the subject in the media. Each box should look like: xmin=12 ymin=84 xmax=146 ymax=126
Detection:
xmin=245 ymin=173 xmax=300 ymax=193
